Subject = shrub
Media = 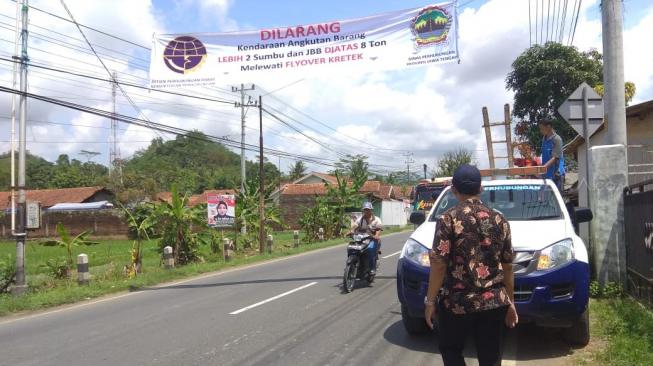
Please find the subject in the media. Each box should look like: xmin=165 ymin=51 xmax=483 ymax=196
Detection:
xmin=0 ymin=255 xmax=15 ymax=293
xmin=40 ymin=257 xmax=70 ymax=280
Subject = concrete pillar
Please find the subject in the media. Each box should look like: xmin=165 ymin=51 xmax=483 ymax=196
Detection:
xmin=77 ymin=253 xmax=90 ymax=285
xmin=318 ymin=227 xmax=324 ymax=241
xmin=223 ymin=238 xmax=233 ymax=261
xmin=293 ymin=230 xmax=300 ymax=248
xmin=267 ymin=234 xmax=273 ymax=254
xmin=589 ymin=144 xmax=627 ymax=285
xmin=163 ymin=246 xmax=174 ymax=269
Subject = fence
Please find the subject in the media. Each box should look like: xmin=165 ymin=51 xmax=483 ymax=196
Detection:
xmin=628 ymin=144 xmax=653 ymax=186
xmin=623 ymin=178 xmax=653 ymax=307
xmin=0 ymin=209 xmax=129 ymax=239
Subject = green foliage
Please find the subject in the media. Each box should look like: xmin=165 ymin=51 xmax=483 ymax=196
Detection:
xmin=120 ymin=203 xmax=155 ymax=277
xmin=300 ymin=171 xmax=363 ymax=241
xmin=0 ymin=255 xmax=15 ymax=293
xmin=152 ymin=184 xmax=205 ymax=265
xmin=39 ymin=257 xmax=69 ymax=280
xmin=289 ymin=160 xmax=307 ymax=181
xmin=333 ymin=154 xmax=369 ymax=186
xmin=506 ymin=43 xmax=604 ymax=153
xmin=236 ymin=179 xmax=283 ymax=249
xmin=434 ymin=148 xmax=473 ymax=177
xmin=589 ymin=280 xmax=624 ymax=299
xmin=587 ymin=299 xmax=653 ymax=366
xmin=39 ymin=223 xmax=100 ymax=270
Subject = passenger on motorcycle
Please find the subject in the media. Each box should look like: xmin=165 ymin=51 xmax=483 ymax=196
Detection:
xmin=350 ymin=202 xmax=383 ymax=275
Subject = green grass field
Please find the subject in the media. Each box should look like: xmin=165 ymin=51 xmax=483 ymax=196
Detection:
xmin=0 ymin=227 xmax=408 ymax=316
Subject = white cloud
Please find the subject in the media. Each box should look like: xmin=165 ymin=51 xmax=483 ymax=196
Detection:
xmin=1 ymin=0 xmax=652 ymax=176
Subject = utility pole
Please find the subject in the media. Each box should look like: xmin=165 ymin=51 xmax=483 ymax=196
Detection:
xmin=232 ymin=83 xmax=255 ymax=235
xmin=9 ymin=0 xmax=20 ymax=237
xmin=258 ymin=95 xmax=265 ymax=255
xmin=12 ymin=0 xmax=29 ymax=296
xmin=110 ymin=71 xmax=123 ymax=185
xmin=601 ymin=0 xmax=627 ymax=147
xmin=403 ymin=152 xmax=414 ymax=185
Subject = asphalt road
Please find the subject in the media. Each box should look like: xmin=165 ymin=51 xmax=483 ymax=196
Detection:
xmin=0 ymin=231 xmax=578 ymax=366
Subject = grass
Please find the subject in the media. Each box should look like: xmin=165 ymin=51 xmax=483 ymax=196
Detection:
xmin=0 ymin=227 xmax=409 ymax=316
xmin=575 ymin=298 xmax=653 ymax=366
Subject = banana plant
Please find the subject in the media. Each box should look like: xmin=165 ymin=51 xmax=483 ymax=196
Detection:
xmin=40 ymin=223 xmax=99 ymax=275
xmin=120 ymin=203 xmax=155 ymax=277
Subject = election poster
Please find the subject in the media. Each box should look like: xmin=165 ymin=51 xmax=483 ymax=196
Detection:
xmin=149 ymin=2 xmax=459 ymax=88
xmin=208 ymin=194 xmax=236 ymax=228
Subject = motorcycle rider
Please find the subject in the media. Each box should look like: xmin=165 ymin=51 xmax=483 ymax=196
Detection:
xmin=350 ymin=202 xmax=383 ymax=275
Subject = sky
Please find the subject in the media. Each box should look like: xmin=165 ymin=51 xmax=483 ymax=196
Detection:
xmin=0 ymin=0 xmax=652 ymax=176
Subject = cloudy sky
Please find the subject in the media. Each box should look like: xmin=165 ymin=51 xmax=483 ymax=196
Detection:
xmin=0 ymin=0 xmax=651 ymax=176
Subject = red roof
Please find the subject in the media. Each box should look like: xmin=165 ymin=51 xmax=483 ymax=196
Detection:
xmin=0 ymin=186 xmax=111 ymax=210
xmin=157 ymin=189 xmax=237 ymax=207
xmin=281 ymin=183 xmax=328 ymax=196
xmin=307 ymin=172 xmax=338 ymax=184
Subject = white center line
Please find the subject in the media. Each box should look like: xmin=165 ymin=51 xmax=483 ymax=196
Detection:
xmin=382 ymin=250 xmax=402 ymax=259
xmin=229 ymin=282 xmax=318 ymax=315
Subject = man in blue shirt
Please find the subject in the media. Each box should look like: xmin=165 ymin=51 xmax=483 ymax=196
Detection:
xmin=539 ymin=120 xmax=565 ymax=191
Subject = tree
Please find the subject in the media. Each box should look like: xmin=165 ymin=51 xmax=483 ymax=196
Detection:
xmin=120 ymin=203 xmax=155 ymax=276
xmin=334 ymin=154 xmax=369 ymax=186
xmin=506 ymin=43 xmax=603 ymax=153
xmin=288 ymin=161 xmax=307 ymax=181
xmin=152 ymin=184 xmax=205 ymax=265
xmin=235 ymin=179 xmax=283 ymax=249
xmin=594 ymin=81 xmax=636 ymax=106
xmin=433 ymin=148 xmax=473 ymax=177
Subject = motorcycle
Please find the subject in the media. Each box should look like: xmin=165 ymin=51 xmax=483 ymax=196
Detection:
xmin=342 ymin=233 xmax=379 ymax=293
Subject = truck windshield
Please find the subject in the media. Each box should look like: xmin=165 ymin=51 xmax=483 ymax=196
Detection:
xmin=430 ymin=185 xmax=562 ymax=221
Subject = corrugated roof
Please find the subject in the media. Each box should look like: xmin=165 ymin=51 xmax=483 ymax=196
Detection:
xmin=0 ymin=186 xmax=110 ymax=210
xmin=281 ymin=183 xmax=328 ymax=196
xmin=156 ymin=189 xmax=237 ymax=207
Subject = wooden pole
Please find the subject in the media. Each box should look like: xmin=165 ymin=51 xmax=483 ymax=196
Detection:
xmin=504 ymin=104 xmax=514 ymax=168
xmin=482 ymin=107 xmax=496 ymax=177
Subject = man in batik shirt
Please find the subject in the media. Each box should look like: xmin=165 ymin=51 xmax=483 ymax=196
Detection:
xmin=425 ymin=164 xmax=518 ymax=366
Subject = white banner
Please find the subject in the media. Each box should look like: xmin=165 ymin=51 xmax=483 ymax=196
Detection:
xmin=149 ymin=2 xmax=459 ymax=88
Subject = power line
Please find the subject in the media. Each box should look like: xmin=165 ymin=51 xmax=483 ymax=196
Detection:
xmin=559 ymin=0 xmax=569 ymax=43
xmin=569 ymin=0 xmax=582 ymax=45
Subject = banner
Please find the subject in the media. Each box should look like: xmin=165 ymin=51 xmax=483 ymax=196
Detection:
xmin=208 ymin=195 xmax=236 ymax=228
xmin=149 ymin=2 xmax=459 ymax=88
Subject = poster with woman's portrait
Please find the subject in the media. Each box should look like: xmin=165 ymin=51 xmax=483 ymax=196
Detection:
xmin=208 ymin=195 xmax=236 ymax=228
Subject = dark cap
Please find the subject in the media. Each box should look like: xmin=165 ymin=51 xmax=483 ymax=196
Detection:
xmin=452 ymin=164 xmax=481 ymax=195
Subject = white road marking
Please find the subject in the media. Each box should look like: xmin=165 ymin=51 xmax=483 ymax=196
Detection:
xmin=229 ymin=282 xmax=318 ymax=315
xmin=382 ymin=250 xmax=402 ymax=259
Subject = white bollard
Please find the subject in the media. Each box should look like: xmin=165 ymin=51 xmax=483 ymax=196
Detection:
xmin=77 ymin=253 xmax=90 ymax=285
xmin=223 ymin=238 xmax=233 ymax=261
xmin=163 ymin=246 xmax=174 ymax=269
xmin=267 ymin=234 xmax=273 ymax=254
xmin=318 ymin=227 xmax=324 ymax=241
xmin=293 ymin=230 xmax=300 ymax=248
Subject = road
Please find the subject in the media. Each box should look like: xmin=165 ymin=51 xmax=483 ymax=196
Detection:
xmin=0 ymin=231 xmax=577 ymax=366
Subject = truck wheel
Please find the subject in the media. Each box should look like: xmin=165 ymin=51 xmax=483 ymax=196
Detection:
xmin=563 ymin=308 xmax=590 ymax=346
xmin=401 ymin=305 xmax=429 ymax=335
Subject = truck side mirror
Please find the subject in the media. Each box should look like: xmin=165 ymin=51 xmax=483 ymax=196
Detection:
xmin=575 ymin=207 xmax=593 ymax=223
xmin=409 ymin=211 xmax=426 ymax=226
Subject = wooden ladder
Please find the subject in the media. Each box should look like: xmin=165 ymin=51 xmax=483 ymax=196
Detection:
xmin=482 ymin=104 xmax=515 ymax=177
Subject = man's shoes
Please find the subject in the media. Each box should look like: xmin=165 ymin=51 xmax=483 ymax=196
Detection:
xmin=369 ymin=269 xmax=376 ymax=276
xmin=378 ymin=250 xmax=382 ymax=255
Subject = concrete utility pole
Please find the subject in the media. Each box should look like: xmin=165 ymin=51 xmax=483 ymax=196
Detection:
xmin=12 ymin=0 xmax=29 ymax=296
xmin=110 ymin=71 xmax=123 ymax=185
xmin=403 ymin=152 xmax=414 ymax=185
xmin=601 ymin=0 xmax=627 ymax=147
xmin=258 ymin=95 xmax=265 ymax=255
xmin=232 ymin=83 xmax=255 ymax=235
xmin=9 ymin=0 xmax=21 ymax=236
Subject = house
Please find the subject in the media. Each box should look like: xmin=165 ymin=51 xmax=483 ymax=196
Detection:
xmin=270 ymin=172 xmax=338 ymax=203
xmin=564 ymin=99 xmax=653 ymax=241
xmin=0 ymin=186 xmax=115 ymax=211
xmin=277 ymin=174 xmax=409 ymax=229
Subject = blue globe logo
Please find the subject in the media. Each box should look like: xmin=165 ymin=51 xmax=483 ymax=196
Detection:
xmin=163 ymin=36 xmax=207 ymax=74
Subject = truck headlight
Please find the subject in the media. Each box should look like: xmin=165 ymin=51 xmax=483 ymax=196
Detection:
xmin=400 ymin=238 xmax=430 ymax=267
xmin=537 ymin=238 xmax=574 ymax=271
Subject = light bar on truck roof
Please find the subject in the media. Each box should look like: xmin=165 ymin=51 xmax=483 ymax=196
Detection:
xmin=479 ymin=166 xmax=547 ymax=178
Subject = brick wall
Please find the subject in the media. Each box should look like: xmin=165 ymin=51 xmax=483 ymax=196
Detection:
xmin=1 ymin=209 xmax=129 ymax=238
xmin=279 ymin=195 xmax=318 ymax=229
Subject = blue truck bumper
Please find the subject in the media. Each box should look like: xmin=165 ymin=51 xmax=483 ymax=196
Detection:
xmin=396 ymin=257 xmax=589 ymax=327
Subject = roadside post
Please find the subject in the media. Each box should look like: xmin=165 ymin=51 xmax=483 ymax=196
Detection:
xmin=318 ymin=228 xmax=324 ymax=242
xmin=223 ymin=238 xmax=232 ymax=261
xmin=267 ymin=234 xmax=273 ymax=254
xmin=293 ymin=230 xmax=300 ymax=248
xmin=77 ymin=254 xmax=90 ymax=285
xmin=163 ymin=246 xmax=174 ymax=269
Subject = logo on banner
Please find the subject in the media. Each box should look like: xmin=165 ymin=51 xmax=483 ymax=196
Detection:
xmin=163 ymin=36 xmax=207 ymax=74
xmin=411 ymin=6 xmax=452 ymax=47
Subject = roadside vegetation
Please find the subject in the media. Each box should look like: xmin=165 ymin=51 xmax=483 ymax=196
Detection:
xmin=574 ymin=282 xmax=653 ymax=366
